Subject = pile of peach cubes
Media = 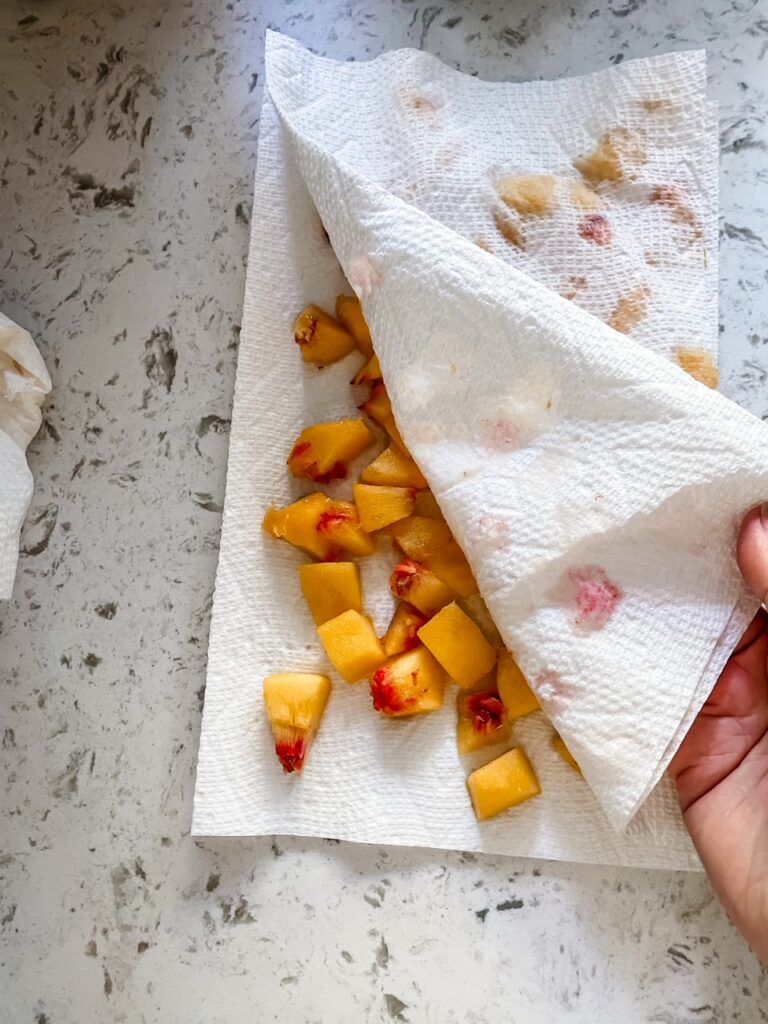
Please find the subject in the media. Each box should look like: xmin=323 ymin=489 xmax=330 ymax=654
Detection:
xmin=261 ymin=296 xmax=579 ymax=822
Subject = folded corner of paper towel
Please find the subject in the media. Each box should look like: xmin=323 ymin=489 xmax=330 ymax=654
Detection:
xmin=0 ymin=312 xmax=52 ymax=600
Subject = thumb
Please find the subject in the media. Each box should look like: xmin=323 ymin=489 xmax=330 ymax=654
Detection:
xmin=737 ymin=504 xmax=768 ymax=604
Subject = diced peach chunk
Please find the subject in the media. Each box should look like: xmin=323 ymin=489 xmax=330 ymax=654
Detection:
xmin=353 ymin=483 xmax=415 ymax=532
xmin=287 ymin=419 xmax=375 ymax=483
xmin=336 ymin=294 xmax=373 ymax=356
xmin=413 ymin=490 xmax=444 ymax=519
xmin=298 ymin=562 xmax=362 ymax=626
xmin=456 ymin=687 xmax=511 ymax=755
xmin=369 ymin=647 xmax=446 ymax=717
xmin=467 ymin=747 xmax=541 ymax=821
xmin=263 ymin=672 xmax=331 ymax=773
xmin=263 ymin=493 xmax=340 ymax=560
xmin=390 ymin=516 xmax=452 ymax=560
xmin=351 ymin=354 xmax=382 ymax=386
xmin=417 ymin=601 xmax=497 ymax=688
xmin=361 ymin=445 xmax=427 ymax=489
xmin=381 ymin=602 xmax=427 ymax=657
xmin=424 ymin=539 xmax=478 ymax=597
xmin=316 ymin=500 xmax=376 ymax=557
xmin=496 ymin=650 xmax=540 ymax=719
xmin=317 ymin=609 xmax=385 ymax=684
xmin=294 ymin=304 xmax=356 ymax=365
xmin=389 ymin=559 xmax=456 ymax=617
xmin=264 ymin=494 xmax=375 ymax=559
xmin=359 ymin=382 xmax=407 ymax=452
xmin=552 ymin=732 xmax=581 ymax=774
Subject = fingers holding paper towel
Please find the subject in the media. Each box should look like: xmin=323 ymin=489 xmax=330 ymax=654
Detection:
xmin=670 ymin=505 xmax=768 ymax=966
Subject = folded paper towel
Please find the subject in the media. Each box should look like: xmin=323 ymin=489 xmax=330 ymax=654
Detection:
xmin=193 ymin=36 xmax=764 ymax=868
xmin=0 ymin=313 xmax=50 ymax=598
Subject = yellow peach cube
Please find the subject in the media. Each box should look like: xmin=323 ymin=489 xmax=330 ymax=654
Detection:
xmin=316 ymin=500 xmax=376 ymax=557
xmin=413 ymin=490 xmax=444 ymax=519
xmin=417 ymin=602 xmax=497 ymax=689
xmin=496 ymin=650 xmax=540 ymax=719
xmin=298 ymin=562 xmax=362 ymax=626
xmin=360 ymin=445 xmax=427 ymax=489
xmin=389 ymin=559 xmax=456 ymax=617
xmin=353 ymin=483 xmax=415 ymax=532
xmin=287 ymin=419 xmax=374 ymax=483
xmin=358 ymin=383 xmax=407 ymax=452
xmin=336 ymin=294 xmax=373 ymax=356
xmin=294 ymin=304 xmax=357 ymax=365
xmin=263 ymin=672 xmax=331 ymax=773
xmin=369 ymin=647 xmax=446 ymax=717
xmin=381 ymin=602 xmax=427 ymax=657
xmin=389 ymin=516 xmax=452 ymax=560
xmin=467 ymin=747 xmax=541 ymax=821
xmin=262 ymin=493 xmax=339 ymax=560
xmin=456 ymin=688 xmax=511 ymax=755
xmin=424 ymin=539 xmax=478 ymax=597
xmin=351 ymin=354 xmax=382 ymax=386
xmin=317 ymin=609 xmax=385 ymax=684
xmin=552 ymin=732 xmax=581 ymax=774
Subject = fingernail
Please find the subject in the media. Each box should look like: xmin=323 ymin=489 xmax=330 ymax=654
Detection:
xmin=761 ymin=502 xmax=768 ymax=529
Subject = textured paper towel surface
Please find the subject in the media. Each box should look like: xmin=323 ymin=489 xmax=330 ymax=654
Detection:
xmin=194 ymin=38 xmax=765 ymax=869
xmin=0 ymin=313 xmax=50 ymax=599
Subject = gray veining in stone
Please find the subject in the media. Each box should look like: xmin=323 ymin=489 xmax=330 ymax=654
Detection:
xmin=1 ymin=0 xmax=767 ymax=1020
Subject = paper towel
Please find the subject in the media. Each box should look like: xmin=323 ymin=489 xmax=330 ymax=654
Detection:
xmin=193 ymin=37 xmax=764 ymax=869
xmin=0 ymin=313 xmax=50 ymax=599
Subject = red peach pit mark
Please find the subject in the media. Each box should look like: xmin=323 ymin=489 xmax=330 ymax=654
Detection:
xmin=275 ymin=738 xmax=306 ymax=773
xmin=466 ymin=691 xmax=506 ymax=735
xmin=578 ymin=213 xmax=612 ymax=246
xmin=568 ymin=566 xmax=622 ymax=627
xmin=391 ymin=559 xmax=420 ymax=598
xmin=316 ymin=509 xmax=354 ymax=533
xmin=370 ymin=667 xmax=419 ymax=714
xmin=289 ymin=441 xmax=312 ymax=459
xmin=294 ymin=315 xmax=317 ymax=347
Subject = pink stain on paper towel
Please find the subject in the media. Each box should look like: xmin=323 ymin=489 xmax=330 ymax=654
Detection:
xmin=483 ymin=417 xmax=521 ymax=452
xmin=568 ymin=566 xmax=622 ymax=627
xmin=578 ymin=214 xmax=612 ymax=246
xmin=348 ymin=253 xmax=381 ymax=297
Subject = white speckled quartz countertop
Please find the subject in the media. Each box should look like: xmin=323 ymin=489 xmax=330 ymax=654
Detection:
xmin=1 ymin=1 xmax=768 ymax=1020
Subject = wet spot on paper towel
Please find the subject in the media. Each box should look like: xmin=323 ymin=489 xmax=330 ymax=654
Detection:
xmin=574 ymin=127 xmax=646 ymax=185
xmin=561 ymin=275 xmax=588 ymax=301
xmin=492 ymin=207 xmax=524 ymax=249
xmin=569 ymin=180 xmax=601 ymax=209
xmin=641 ymin=98 xmax=675 ymax=112
xmin=482 ymin=417 xmax=521 ymax=452
xmin=579 ymin=213 xmax=612 ymax=246
xmin=650 ymin=184 xmax=702 ymax=242
xmin=534 ymin=669 xmax=577 ymax=708
xmin=675 ymin=346 xmax=719 ymax=389
xmin=568 ymin=566 xmax=622 ymax=627
xmin=496 ymin=174 xmax=556 ymax=217
xmin=401 ymin=91 xmax=437 ymax=114
xmin=477 ymin=516 xmax=510 ymax=546
xmin=609 ymin=285 xmax=650 ymax=335
xmin=348 ymin=253 xmax=381 ymax=297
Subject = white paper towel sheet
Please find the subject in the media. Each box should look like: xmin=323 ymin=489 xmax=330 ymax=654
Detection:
xmin=193 ymin=37 xmax=768 ymax=869
xmin=0 ymin=313 xmax=50 ymax=599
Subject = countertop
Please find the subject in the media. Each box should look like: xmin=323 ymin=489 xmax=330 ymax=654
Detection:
xmin=2 ymin=1 xmax=768 ymax=1021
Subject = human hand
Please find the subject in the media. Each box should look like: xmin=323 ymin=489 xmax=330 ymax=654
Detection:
xmin=669 ymin=505 xmax=768 ymax=964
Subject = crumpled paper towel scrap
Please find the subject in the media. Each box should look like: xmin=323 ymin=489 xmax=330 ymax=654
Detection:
xmin=0 ymin=313 xmax=51 ymax=598
xmin=194 ymin=36 xmax=763 ymax=870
